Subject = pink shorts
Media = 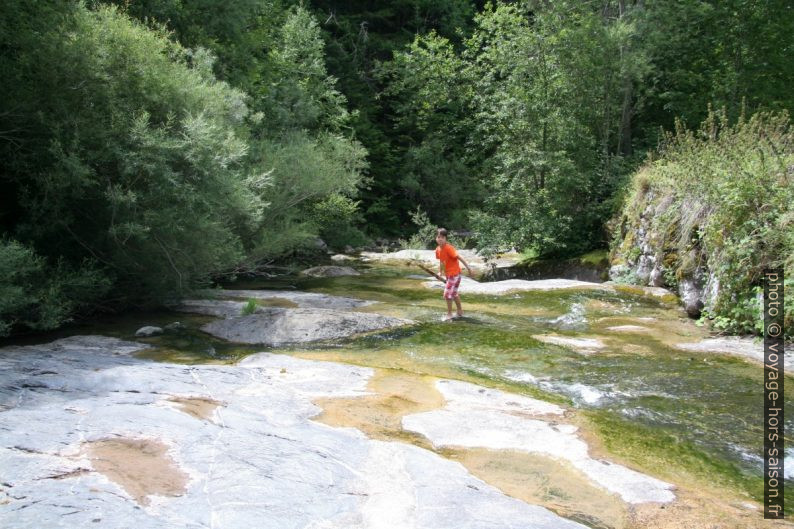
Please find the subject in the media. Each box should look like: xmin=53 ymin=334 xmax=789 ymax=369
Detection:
xmin=443 ymin=273 xmax=462 ymax=300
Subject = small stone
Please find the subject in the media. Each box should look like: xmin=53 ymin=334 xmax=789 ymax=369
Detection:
xmin=134 ymin=326 xmax=163 ymax=337
xmin=164 ymin=322 xmax=184 ymax=332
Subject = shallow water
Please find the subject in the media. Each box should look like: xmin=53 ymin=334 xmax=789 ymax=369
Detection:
xmin=282 ymin=264 xmax=794 ymax=515
xmin=18 ymin=262 xmax=791 ymax=524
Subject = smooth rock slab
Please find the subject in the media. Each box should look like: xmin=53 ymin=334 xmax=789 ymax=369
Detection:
xmin=192 ymin=289 xmax=374 ymax=310
xmin=674 ymin=336 xmax=793 ymax=369
xmin=402 ymin=380 xmax=676 ymax=504
xmin=532 ymin=335 xmax=606 ymax=355
xmin=0 ymin=336 xmax=588 ymax=529
xmin=361 ymin=249 xmax=520 ymax=272
xmin=424 ymin=277 xmax=612 ymax=295
xmin=201 ymin=308 xmax=413 ymax=345
xmin=606 ymin=325 xmax=650 ymax=333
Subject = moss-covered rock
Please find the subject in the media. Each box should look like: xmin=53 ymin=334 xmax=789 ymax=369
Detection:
xmin=609 ymin=110 xmax=794 ymax=337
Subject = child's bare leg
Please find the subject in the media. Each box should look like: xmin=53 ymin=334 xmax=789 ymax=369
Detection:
xmin=445 ymin=298 xmax=454 ymax=318
xmin=453 ymin=295 xmax=463 ymax=317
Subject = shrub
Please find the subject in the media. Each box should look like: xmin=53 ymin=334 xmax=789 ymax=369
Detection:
xmin=0 ymin=240 xmax=109 ymax=336
xmin=0 ymin=3 xmax=264 ymax=304
xmin=612 ymin=109 xmax=793 ymax=337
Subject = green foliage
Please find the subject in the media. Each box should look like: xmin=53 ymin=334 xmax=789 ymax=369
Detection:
xmin=262 ymin=6 xmax=352 ymax=133
xmin=241 ymin=298 xmax=258 ymax=316
xmin=304 ymin=0 xmax=479 ymax=234
xmin=636 ymin=0 xmax=794 ymax=144
xmin=311 ymin=194 xmax=370 ymax=250
xmin=1 ymin=2 xmax=263 ymax=305
xmin=398 ymin=206 xmax=470 ymax=250
xmin=399 ymin=207 xmax=439 ymax=250
xmin=249 ymin=131 xmax=368 ymax=258
xmin=613 ymin=109 xmax=794 ymax=337
xmin=0 ymin=240 xmax=109 ymax=336
xmin=466 ymin=2 xmax=647 ymax=257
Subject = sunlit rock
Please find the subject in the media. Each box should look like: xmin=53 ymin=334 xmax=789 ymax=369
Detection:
xmin=191 ymin=289 xmax=373 ymax=310
xmin=532 ymin=335 xmax=606 ymax=355
xmin=0 ymin=337 xmax=588 ymax=529
xmin=424 ymin=277 xmax=611 ymax=295
xmin=361 ymin=249 xmax=520 ymax=272
xmin=135 ymin=326 xmax=163 ymax=337
xmin=606 ymin=325 xmax=650 ymax=332
xmin=403 ymin=379 xmax=676 ymax=504
xmin=201 ymin=308 xmax=413 ymax=345
xmin=675 ymin=336 xmax=792 ymax=369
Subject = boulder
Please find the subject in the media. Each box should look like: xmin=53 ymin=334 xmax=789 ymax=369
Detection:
xmin=201 ymin=308 xmax=413 ymax=345
xmin=178 ymin=290 xmax=373 ymax=316
xmin=135 ymin=326 xmax=163 ymax=337
xmin=649 ymin=266 xmax=664 ymax=287
xmin=678 ymin=268 xmax=706 ymax=317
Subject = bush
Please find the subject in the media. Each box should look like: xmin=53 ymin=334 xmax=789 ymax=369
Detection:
xmin=250 ymin=131 xmax=368 ymax=258
xmin=612 ymin=109 xmax=794 ymax=337
xmin=0 ymin=240 xmax=109 ymax=336
xmin=1 ymin=3 xmax=264 ymax=304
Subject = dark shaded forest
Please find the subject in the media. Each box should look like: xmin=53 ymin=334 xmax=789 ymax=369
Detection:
xmin=1 ymin=0 xmax=792 ymax=335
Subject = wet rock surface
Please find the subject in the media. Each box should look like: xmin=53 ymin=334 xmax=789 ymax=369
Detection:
xmin=189 ymin=289 xmax=373 ymax=310
xmin=0 ymin=336 xmax=589 ymax=529
xmin=402 ymin=380 xmax=676 ymax=505
xmin=201 ymin=308 xmax=413 ymax=345
xmin=423 ymin=276 xmax=611 ymax=295
xmin=675 ymin=336 xmax=793 ymax=369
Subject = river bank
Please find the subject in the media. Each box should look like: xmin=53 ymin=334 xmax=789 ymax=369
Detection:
xmin=1 ymin=259 xmax=792 ymax=527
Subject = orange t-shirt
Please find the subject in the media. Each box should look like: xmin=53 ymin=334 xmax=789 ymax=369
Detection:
xmin=435 ymin=243 xmax=461 ymax=277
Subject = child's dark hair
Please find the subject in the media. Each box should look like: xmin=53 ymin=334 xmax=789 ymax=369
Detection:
xmin=436 ymin=228 xmax=448 ymax=238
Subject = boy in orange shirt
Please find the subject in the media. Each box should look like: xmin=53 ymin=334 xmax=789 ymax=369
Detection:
xmin=435 ymin=228 xmax=472 ymax=320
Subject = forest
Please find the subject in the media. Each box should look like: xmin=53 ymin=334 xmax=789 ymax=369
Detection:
xmin=1 ymin=0 xmax=792 ymax=336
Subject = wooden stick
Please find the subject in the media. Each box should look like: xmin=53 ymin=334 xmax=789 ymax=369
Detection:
xmin=415 ymin=262 xmax=445 ymax=282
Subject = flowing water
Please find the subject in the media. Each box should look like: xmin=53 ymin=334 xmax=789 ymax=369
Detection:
xmin=49 ymin=262 xmax=792 ymax=527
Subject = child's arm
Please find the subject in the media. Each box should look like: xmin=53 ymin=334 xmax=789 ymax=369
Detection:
xmin=439 ymin=261 xmax=446 ymax=280
xmin=458 ymin=255 xmax=473 ymax=276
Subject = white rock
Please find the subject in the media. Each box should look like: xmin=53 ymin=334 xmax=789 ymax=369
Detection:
xmin=424 ymin=277 xmax=612 ymax=295
xmin=360 ymin=249 xmax=520 ymax=272
xmin=675 ymin=336 xmax=793 ymax=369
xmin=532 ymin=335 xmax=606 ymax=354
xmin=135 ymin=326 xmax=163 ymax=337
xmin=191 ymin=289 xmax=374 ymax=310
xmin=402 ymin=380 xmax=676 ymax=504
xmin=606 ymin=325 xmax=650 ymax=332
xmin=201 ymin=308 xmax=413 ymax=345
xmin=0 ymin=336 xmax=588 ymax=529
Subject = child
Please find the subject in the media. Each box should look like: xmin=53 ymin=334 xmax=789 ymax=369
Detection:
xmin=435 ymin=228 xmax=472 ymax=320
